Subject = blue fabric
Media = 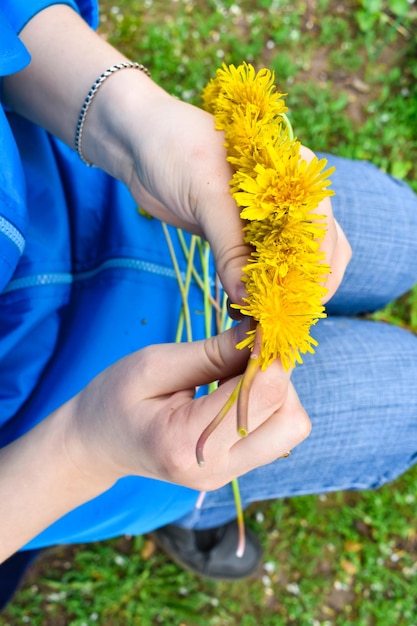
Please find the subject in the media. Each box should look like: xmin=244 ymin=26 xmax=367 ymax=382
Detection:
xmin=0 ymin=0 xmax=201 ymax=549
xmin=0 ymin=7 xmax=31 ymax=76
xmin=0 ymin=0 xmax=96 ymax=33
xmin=0 ymin=0 xmax=98 ymax=293
xmin=0 ymin=117 xmax=205 ymax=547
xmin=0 ymin=108 xmax=28 ymax=291
xmin=1 ymin=0 xmax=417 ymax=550
xmin=0 ymin=549 xmax=41 ymax=610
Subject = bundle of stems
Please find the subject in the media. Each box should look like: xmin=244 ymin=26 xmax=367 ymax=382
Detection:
xmin=161 ymin=225 xmax=248 ymax=553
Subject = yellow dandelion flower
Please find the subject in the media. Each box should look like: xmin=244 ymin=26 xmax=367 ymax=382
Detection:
xmin=226 ymin=112 xmax=289 ymax=176
xmin=201 ymin=77 xmax=223 ymax=114
xmin=226 ymin=110 xmax=271 ymax=151
xmin=202 ymin=62 xmax=287 ymax=131
xmin=244 ymin=217 xmax=328 ymax=264
xmin=233 ymin=147 xmax=334 ymax=223
xmin=234 ymin=166 xmax=325 ymax=222
xmin=235 ymin=266 xmax=327 ymax=370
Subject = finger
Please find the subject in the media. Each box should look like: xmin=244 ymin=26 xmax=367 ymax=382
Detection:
xmin=298 ymin=145 xmax=337 ymax=262
xmin=202 ymin=207 xmax=251 ymax=305
xmin=322 ymin=218 xmax=352 ymax=303
xmin=298 ymin=147 xmax=351 ymax=300
xmin=191 ymin=138 xmax=251 ymax=304
xmin=138 ymin=320 xmax=252 ymax=396
xmin=229 ymin=382 xmax=311 ymax=477
xmin=195 ymin=355 xmax=294 ymax=467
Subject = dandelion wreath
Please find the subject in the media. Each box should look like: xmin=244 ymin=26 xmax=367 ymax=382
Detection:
xmin=196 ymin=63 xmax=335 ymax=465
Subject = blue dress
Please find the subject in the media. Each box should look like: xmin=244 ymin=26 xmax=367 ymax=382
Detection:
xmin=2 ymin=0 xmax=417 ymax=547
xmin=0 ymin=0 xmax=202 ymax=549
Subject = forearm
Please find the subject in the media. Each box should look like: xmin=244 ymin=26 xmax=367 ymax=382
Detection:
xmin=0 ymin=401 xmax=109 ymax=563
xmin=1 ymin=4 xmax=168 ymax=181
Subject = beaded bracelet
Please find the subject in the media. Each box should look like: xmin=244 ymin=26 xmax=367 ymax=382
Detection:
xmin=74 ymin=61 xmax=151 ymax=166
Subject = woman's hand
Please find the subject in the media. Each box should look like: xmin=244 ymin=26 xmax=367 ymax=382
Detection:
xmin=67 ymin=321 xmax=311 ymax=492
xmin=123 ymin=94 xmax=253 ymax=305
xmin=123 ymin=99 xmax=351 ymax=306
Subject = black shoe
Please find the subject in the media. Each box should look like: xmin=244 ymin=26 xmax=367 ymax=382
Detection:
xmin=0 ymin=549 xmax=41 ymax=612
xmin=150 ymin=520 xmax=263 ymax=581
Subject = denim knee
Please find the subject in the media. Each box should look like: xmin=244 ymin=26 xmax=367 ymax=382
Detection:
xmin=317 ymin=155 xmax=417 ymax=315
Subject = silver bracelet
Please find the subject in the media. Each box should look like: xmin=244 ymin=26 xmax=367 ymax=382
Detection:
xmin=74 ymin=61 xmax=151 ymax=166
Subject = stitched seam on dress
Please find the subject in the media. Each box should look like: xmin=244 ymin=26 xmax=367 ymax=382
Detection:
xmin=2 ymin=257 xmax=182 ymax=294
xmin=0 ymin=215 xmax=25 ymax=254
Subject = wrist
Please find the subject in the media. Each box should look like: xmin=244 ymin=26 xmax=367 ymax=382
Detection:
xmin=79 ymin=67 xmax=171 ymax=183
xmin=74 ymin=62 xmax=151 ymax=167
xmin=62 ymin=392 xmax=122 ymax=491
xmin=0 ymin=400 xmax=110 ymax=560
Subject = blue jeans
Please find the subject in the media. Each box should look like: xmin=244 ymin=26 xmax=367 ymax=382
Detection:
xmin=177 ymin=154 xmax=417 ymax=530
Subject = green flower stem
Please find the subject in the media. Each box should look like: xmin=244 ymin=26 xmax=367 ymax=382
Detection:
xmin=195 ymin=377 xmax=243 ymax=467
xmin=236 ymin=324 xmax=263 ymax=436
xmin=236 ymin=355 xmax=261 ymax=438
xmin=221 ymin=291 xmax=229 ymax=328
xmin=176 ymin=229 xmax=220 ymax=313
xmin=161 ymin=223 xmax=246 ymax=555
xmin=183 ymin=235 xmax=197 ymax=341
xmin=231 ymin=477 xmax=245 ymax=558
xmin=161 ymin=223 xmax=194 ymax=343
xmin=202 ymin=242 xmax=212 ymax=340
xmin=281 ymin=113 xmax=295 ymax=141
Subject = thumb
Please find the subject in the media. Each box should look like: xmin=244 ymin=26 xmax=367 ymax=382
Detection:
xmin=202 ymin=202 xmax=251 ymax=305
xmin=140 ymin=320 xmax=251 ymax=396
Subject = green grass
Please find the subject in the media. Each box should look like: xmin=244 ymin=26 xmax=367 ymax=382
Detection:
xmin=3 ymin=470 xmax=417 ymax=625
xmin=99 ymin=0 xmax=417 ymax=189
xmin=2 ymin=1 xmax=417 ymax=624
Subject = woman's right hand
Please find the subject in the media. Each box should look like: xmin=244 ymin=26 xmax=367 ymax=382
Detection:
xmin=67 ymin=321 xmax=311 ymax=493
